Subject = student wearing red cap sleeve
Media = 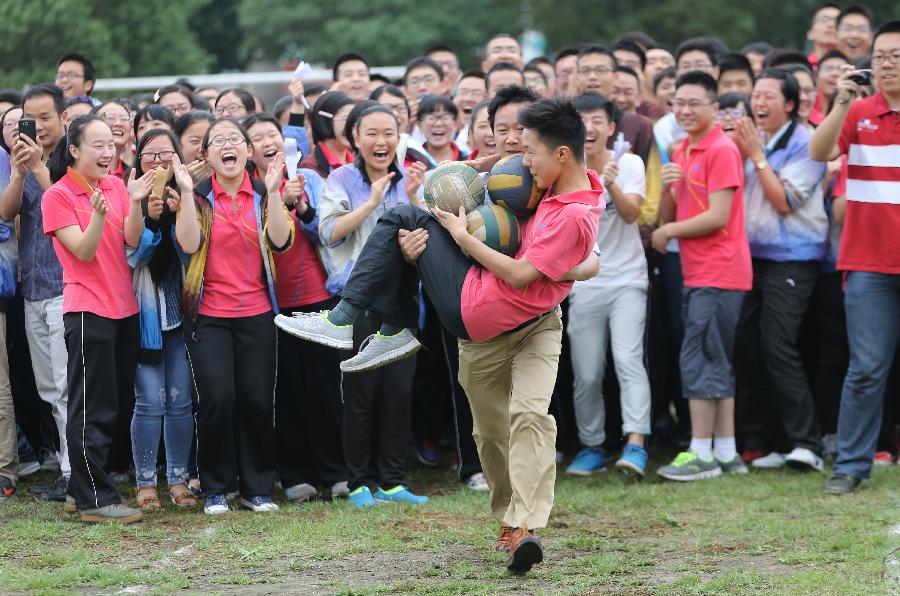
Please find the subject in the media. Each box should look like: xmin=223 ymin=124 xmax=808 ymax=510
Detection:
xmin=42 ymin=114 xmax=152 ymax=523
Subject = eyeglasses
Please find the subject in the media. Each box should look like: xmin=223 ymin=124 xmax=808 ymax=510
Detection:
xmin=139 ymin=150 xmax=176 ymax=162
xmin=55 ymin=71 xmax=83 ymax=81
xmin=838 ymin=25 xmax=870 ymax=35
xmin=422 ymin=113 xmax=455 ymax=125
xmin=672 ymin=100 xmax=712 ymax=110
xmin=813 ymin=15 xmax=837 ymax=26
xmin=872 ymin=51 xmax=900 ymax=66
xmin=799 ymin=86 xmax=818 ymax=96
xmin=2 ymin=120 xmax=18 ymax=129
xmin=208 ymin=135 xmax=247 ymax=147
xmin=214 ymin=104 xmax=245 ymax=116
xmin=489 ymin=45 xmax=519 ymax=55
xmin=577 ymin=66 xmax=613 ymax=76
xmin=382 ymin=103 xmax=409 ymax=117
xmin=100 ymin=114 xmax=132 ymax=125
xmin=164 ymin=103 xmax=192 ymax=115
xmin=678 ymin=62 xmax=713 ymax=72
xmin=408 ymin=75 xmax=438 ymax=87
xmin=819 ymin=64 xmax=845 ymax=75
xmin=716 ymin=108 xmax=745 ymax=119
xmin=454 ymin=88 xmax=485 ymax=100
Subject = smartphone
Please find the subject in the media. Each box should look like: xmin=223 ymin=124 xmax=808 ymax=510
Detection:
xmin=849 ymin=69 xmax=873 ymax=86
xmin=17 ymin=118 xmax=36 ymax=143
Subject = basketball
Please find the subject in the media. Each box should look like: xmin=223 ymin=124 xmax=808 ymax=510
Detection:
xmin=423 ymin=162 xmax=485 ymax=214
xmin=466 ymin=204 xmax=520 ymax=257
xmin=486 ymin=154 xmax=542 ymax=217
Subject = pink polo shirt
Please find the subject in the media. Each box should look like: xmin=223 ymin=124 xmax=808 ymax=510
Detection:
xmin=461 ymin=169 xmax=604 ymax=342
xmin=671 ymin=125 xmax=752 ymax=291
xmin=198 ymin=173 xmax=271 ymax=318
xmin=42 ymin=168 xmax=139 ymax=319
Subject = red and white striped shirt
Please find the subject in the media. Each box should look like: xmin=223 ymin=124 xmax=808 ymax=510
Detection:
xmin=837 ymin=92 xmax=900 ymax=274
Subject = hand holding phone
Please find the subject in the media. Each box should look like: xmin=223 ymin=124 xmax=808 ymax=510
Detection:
xmin=17 ymin=118 xmax=36 ymax=143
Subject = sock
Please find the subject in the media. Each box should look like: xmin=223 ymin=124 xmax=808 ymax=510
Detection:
xmin=327 ymin=299 xmax=362 ymax=326
xmin=714 ymin=437 xmax=737 ymax=462
xmin=689 ymin=437 xmax=713 ymax=460
xmin=378 ymin=323 xmax=405 ymax=336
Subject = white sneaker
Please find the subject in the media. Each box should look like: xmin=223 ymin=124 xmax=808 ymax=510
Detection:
xmin=465 ymin=472 xmax=489 ymax=492
xmin=241 ymin=496 xmax=279 ymax=512
xmin=17 ymin=460 xmax=41 ymax=477
xmin=339 ymin=330 xmax=421 ymax=373
xmin=785 ymin=447 xmax=824 ymax=472
xmin=275 ymin=312 xmax=353 ymax=350
xmin=331 ymin=481 xmax=350 ymax=499
xmin=751 ymin=452 xmax=788 ymax=469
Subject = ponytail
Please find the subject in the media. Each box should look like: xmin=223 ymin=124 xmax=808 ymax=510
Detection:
xmin=48 ymin=114 xmax=105 ymax=183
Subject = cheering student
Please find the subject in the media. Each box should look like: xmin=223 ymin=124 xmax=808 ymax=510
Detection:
xmin=42 ymin=114 xmax=153 ymax=523
xmin=174 ymin=118 xmax=293 ymax=515
xmin=277 ymin=97 xmax=603 ymax=574
xmin=94 ymin=100 xmax=134 ymax=179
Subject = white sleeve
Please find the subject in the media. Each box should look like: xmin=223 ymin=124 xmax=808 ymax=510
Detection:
xmin=616 ymin=153 xmax=646 ymax=201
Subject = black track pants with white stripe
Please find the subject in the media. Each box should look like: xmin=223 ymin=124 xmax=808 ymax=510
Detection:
xmin=63 ymin=312 xmax=139 ymax=510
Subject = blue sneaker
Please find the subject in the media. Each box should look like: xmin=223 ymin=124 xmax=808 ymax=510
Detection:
xmin=348 ymin=486 xmax=376 ymax=508
xmin=375 ymin=485 xmax=429 ymax=505
xmin=204 ymin=494 xmax=229 ymax=515
xmin=565 ymin=447 xmax=607 ymax=476
xmin=240 ymin=495 xmax=278 ymax=512
xmin=614 ymin=444 xmax=648 ymax=478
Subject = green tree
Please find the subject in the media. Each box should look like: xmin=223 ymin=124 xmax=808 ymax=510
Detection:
xmin=0 ymin=0 xmax=211 ymax=90
xmin=238 ymin=0 xmax=525 ymax=70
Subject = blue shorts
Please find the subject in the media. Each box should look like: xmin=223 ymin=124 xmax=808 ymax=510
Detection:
xmin=680 ymin=287 xmax=745 ymax=399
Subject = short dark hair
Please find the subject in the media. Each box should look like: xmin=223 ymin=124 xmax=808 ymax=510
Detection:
xmin=425 ymin=44 xmax=457 ymax=60
xmin=469 ymin=99 xmax=493 ymax=129
xmin=486 ymin=62 xmax=524 ymax=88
xmin=675 ymin=71 xmax=718 ymax=101
xmin=617 ymin=32 xmax=659 ymax=52
xmin=517 ymin=98 xmax=586 ymax=162
xmin=757 ymin=68 xmax=801 ymax=118
xmin=526 ymin=56 xmax=553 ymax=69
xmin=57 ymin=53 xmax=96 ymax=86
xmin=310 ymin=91 xmax=354 ymax=145
xmin=765 ymin=50 xmax=812 ymax=70
xmin=418 ymin=95 xmax=457 ymax=122
xmin=819 ymin=49 xmax=851 ymax=66
xmin=577 ymin=45 xmax=618 ymax=66
xmin=653 ymin=66 xmax=677 ymax=94
xmin=573 ymin=92 xmax=619 ymax=125
xmin=154 ymin=84 xmax=195 ymax=106
xmin=133 ymin=104 xmax=175 ymax=139
xmin=741 ymin=41 xmax=774 ymax=57
xmin=0 ymin=89 xmax=23 ymax=106
xmin=717 ymin=92 xmax=754 ymax=123
xmin=781 ymin=63 xmax=815 ymax=81
xmin=458 ymin=69 xmax=485 ymax=82
xmin=837 ymin=4 xmax=874 ymax=29
xmin=333 ymin=53 xmax=369 ymax=81
xmin=348 ymin=102 xmax=399 ymax=154
xmin=243 ymin=112 xmax=283 ymax=136
xmin=64 ymin=96 xmax=93 ymax=109
xmin=555 ymin=45 xmax=584 ymax=66
xmin=23 ymin=84 xmax=65 ymax=115
xmin=272 ymin=96 xmax=293 ymax=120
xmin=612 ymin=40 xmax=647 ymax=70
xmin=173 ymin=110 xmax=215 ymax=140
xmin=614 ymin=66 xmax=642 ymax=89
xmin=675 ymin=40 xmax=718 ymax=67
xmin=487 ymin=85 xmax=539 ymax=130
xmin=369 ymin=73 xmax=391 ymax=86
xmin=718 ymin=53 xmax=755 ymax=81
xmin=405 ymin=56 xmax=444 ymax=81
xmin=134 ymin=128 xmax=185 ymax=178
xmin=873 ymin=20 xmax=900 ymax=45
xmin=214 ymin=88 xmax=255 ymax=113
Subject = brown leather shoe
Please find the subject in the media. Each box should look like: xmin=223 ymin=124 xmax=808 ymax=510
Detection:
xmin=507 ymin=528 xmax=543 ymax=573
xmin=495 ymin=526 xmax=514 ymax=553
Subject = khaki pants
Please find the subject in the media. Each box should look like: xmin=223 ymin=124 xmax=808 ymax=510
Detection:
xmin=0 ymin=312 xmax=17 ymax=482
xmin=458 ymin=308 xmax=562 ymax=530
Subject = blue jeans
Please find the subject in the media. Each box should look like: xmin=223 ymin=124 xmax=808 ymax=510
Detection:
xmin=833 ymin=272 xmax=900 ymax=480
xmin=131 ymin=329 xmax=194 ymax=487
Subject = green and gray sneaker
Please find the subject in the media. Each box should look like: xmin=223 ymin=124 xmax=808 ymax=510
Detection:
xmin=717 ymin=455 xmax=749 ymax=474
xmin=340 ymin=330 xmax=422 ymax=373
xmin=657 ymin=451 xmax=722 ymax=482
xmin=274 ymin=311 xmax=353 ymax=350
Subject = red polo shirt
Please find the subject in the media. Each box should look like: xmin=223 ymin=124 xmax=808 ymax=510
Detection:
xmin=42 ymin=169 xmax=139 ymax=319
xmin=199 ymin=173 xmax=271 ymax=318
xmin=672 ymin=125 xmax=752 ymax=291
xmin=461 ymin=169 xmax=604 ymax=342
xmin=837 ymin=92 xmax=900 ymax=273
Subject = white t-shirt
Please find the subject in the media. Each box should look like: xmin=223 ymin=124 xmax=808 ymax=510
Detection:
xmin=575 ymin=152 xmax=648 ymax=291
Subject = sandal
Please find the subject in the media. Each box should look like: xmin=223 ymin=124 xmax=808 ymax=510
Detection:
xmin=136 ymin=487 xmax=162 ymax=510
xmin=169 ymin=483 xmax=198 ymax=507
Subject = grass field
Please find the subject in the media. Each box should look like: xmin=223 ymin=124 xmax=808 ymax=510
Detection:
xmin=1 ymin=456 xmax=898 ymax=595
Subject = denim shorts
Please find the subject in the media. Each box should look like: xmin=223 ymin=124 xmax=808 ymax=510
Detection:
xmin=680 ymin=287 xmax=745 ymax=399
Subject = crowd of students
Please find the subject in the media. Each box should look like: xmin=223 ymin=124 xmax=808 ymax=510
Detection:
xmin=0 ymin=2 xmax=897 ymax=525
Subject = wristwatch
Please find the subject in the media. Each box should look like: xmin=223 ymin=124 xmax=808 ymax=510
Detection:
xmin=755 ymin=159 xmax=768 ymax=172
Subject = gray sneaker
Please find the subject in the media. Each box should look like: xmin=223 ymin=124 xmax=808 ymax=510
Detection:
xmin=274 ymin=312 xmax=353 ymax=350
xmin=80 ymin=503 xmax=144 ymax=524
xmin=824 ymin=474 xmax=861 ymax=495
xmin=717 ymin=455 xmax=749 ymax=475
xmin=331 ymin=481 xmax=350 ymax=499
xmin=339 ymin=330 xmax=421 ymax=373
xmin=284 ymin=482 xmax=318 ymax=503
xmin=657 ymin=451 xmax=722 ymax=482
